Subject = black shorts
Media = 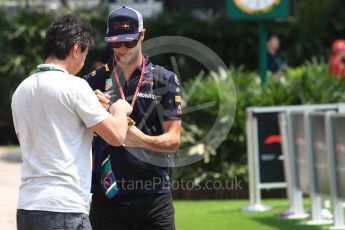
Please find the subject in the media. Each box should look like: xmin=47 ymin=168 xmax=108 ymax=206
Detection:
xmin=89 ymin=193 xmax=175 ymax=230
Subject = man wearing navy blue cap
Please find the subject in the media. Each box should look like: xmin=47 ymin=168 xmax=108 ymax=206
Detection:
xmin=84 ymin=6 xmax=182 ymax=230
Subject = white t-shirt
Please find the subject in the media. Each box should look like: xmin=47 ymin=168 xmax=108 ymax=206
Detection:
xmin=11 ymin=64 xmax=110 ymax=214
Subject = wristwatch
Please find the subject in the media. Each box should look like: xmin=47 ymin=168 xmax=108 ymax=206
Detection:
xmin=127 ymin=117 xmax=136 ymax=127
xmin=234 ymin=0 xmax=281 ymax=14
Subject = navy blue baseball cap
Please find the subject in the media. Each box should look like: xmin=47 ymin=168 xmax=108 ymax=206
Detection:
xmin=105 ymin=6 xmax=143 ymax=43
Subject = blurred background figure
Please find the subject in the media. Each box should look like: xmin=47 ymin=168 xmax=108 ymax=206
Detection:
xmin=329 ymin=39 xmax=345 ymax=78
xmin=267 ymin=34 xmax=286 ymax=73
xmin=92 ymin=43 xmax=113 ymax=69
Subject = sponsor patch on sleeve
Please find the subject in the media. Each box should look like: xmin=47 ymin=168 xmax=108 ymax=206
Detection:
xmin=174 ymin=75 xmax=180 ymax=85
xmin=175 ymin=95 xmax=181 ymax=102
xmin=104 ymin=64 xmax=110 ymax=72
xmin=105 ymin=79 xmax=112 ymax=91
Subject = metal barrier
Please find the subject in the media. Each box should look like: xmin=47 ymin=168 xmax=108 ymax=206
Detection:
xmin=288 ymin=109 xmax=336 ymax=225
xmin=278 ymin=110 xmax=310 ymax=219
xmin=326 ymin=113 xmax=345 ymax=229
xmin=279 ymin=112 xmax=308 ymax=218
xmin=300 ymin=111 xmax=333 ymax=225
xmin=241 ymin=106 xmax=288 ymax=212
xmin=280 ymin=106 xmax=342 ymax=220
xmin=242 ymin=104 xmax=345 ymax=213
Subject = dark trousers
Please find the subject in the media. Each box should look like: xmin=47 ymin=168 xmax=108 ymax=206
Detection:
xmin=89 ymin=193 xmax=175 ymax=230
xmin=17 ymin=209 xmax=92 ymax=230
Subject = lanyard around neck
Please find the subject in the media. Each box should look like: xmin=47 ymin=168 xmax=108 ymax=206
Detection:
xmin=36 ymin=66 xmax=66 ymax=73
xmin=112 ymin=56 xmax=146 ymax=108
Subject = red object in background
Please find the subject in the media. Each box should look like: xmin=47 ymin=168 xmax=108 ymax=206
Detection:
xmin=332 ymin=39 xmax=345 ymax=54
xmin=329 ymin=39 xmax=345 ymax=78
xmin=264 ymin=135 xmax=282 ymax=144
xmin=329 ymin=55 xmax=345 ymax=78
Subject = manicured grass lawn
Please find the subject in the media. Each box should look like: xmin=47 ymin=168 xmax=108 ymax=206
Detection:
xmin=174 ymin=199 xmax=325 ymax=230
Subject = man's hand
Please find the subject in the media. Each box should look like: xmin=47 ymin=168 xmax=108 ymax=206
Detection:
xmin=90 ymin=98 xmax=133 ymax=147
xmin=94 ymin=90 xmax=110 ymax=109
xmin=109 ymin=99 xmax=133 ymax=116
xmin=124 ymin=121 xmax=181 ymax=152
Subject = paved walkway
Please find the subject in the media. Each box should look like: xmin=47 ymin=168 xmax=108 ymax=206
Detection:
xmin=0 ymin=147 xmax=21 ymax=230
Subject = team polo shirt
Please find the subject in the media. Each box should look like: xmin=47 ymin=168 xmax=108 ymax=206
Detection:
xmin=84 ymin=56 xmax=182 ymax=195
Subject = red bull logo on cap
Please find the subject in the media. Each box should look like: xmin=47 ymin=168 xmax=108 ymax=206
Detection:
xmin=113 ymin=22 xmax=131 ymax=30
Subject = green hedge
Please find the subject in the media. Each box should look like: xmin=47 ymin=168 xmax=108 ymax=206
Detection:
xmin=2 ymin=0 xmax=345 ymax=106
xmin=2 ymin=6 xmax=345 ymax=182
xmin=173 ymin=60 xmax=345 ymax=183
xmin=2 ymin=0 xmax=345 ymax=107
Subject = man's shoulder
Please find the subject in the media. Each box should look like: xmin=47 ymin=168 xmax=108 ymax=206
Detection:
xmin=66 ymin=74 xmax=91 ymax=88
xmin=13 ymin=74 xmax=37 ymax=95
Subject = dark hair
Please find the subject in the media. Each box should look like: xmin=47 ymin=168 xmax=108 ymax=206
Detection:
xmin=267 ymin=34 xmax=279 ymax=41
xmin=44 ymin=14 xmax=95 ymax=60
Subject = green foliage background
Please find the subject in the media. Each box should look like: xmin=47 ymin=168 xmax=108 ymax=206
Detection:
xmin=175 ymin=61 xmax=345 ymax=184
xmin=1 ymin=0 xmax=345 ymax=183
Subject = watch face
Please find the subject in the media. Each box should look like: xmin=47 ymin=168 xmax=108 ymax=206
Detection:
xmin=234 ymin=0 xmax=281 ymax=14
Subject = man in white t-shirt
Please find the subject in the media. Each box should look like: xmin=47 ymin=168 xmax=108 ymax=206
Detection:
xmin=11 ymin=14 xmax=132 ymax=230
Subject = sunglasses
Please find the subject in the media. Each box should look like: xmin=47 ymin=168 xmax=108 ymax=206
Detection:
xmin=110 ymin=38 xmax=140 ymax=49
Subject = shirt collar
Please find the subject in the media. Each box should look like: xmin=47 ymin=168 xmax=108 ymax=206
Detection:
xmin=36 ymin=64 xmax=69 ymax=74
xmin=136 ymin=55 xmax=152 ymax=74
